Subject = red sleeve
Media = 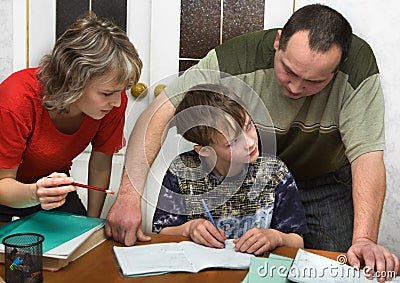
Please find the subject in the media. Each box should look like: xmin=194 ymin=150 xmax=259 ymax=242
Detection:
xmin=0 ymin=70 xmax=36 ymax=169
xmin=0 ymin=108 xmax=32 ymax=168
xmin=91 ymin=90 xmax=128 ymax=154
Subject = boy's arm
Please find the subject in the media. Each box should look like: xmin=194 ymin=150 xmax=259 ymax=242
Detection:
xmin=234 ymin=163 xmax=307 ymax=255
xmin=154 ymin=168 xmax=226 ymax=248
xmin=270 ymin=169 xmax=309 ymax=235
xmin=152 ymin=168 xmax=187 ymax=232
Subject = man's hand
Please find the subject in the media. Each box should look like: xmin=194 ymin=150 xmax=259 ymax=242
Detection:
xmin=347 ymin=238 xmax=400 ymax=282
xmin=105 ymin=190 xmax=151 ymax=246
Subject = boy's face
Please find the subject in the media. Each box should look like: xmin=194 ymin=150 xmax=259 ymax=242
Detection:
xmin=209 ymin=114 xmax=259 ymax=167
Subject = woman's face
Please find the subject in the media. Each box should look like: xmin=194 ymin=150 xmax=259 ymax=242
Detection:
xmin=74 ymin=75 xmax=125 ymax=120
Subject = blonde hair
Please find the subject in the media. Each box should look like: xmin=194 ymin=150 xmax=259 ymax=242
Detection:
xmin=38 ymin=13 xmax=142 ymax=113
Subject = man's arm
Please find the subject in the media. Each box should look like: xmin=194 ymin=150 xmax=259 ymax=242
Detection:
xmin=105 ymin=91 xmax=176 ymax=246
xmin=347 ymin=151 xmax=399 ymax=281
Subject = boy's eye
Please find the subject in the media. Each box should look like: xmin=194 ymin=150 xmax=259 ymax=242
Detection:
xmin=228 ymin=139 xmax=238 ymax=147
xmin=246 ymin=121 xmax=253 ymax=131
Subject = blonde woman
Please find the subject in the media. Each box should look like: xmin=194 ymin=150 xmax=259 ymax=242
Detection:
xmin=0 ymin=13 xmax=142 ymax=221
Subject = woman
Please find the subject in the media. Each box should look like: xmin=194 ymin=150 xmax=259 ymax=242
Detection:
xmin=0 ymin=13 xmax=142 ymax=221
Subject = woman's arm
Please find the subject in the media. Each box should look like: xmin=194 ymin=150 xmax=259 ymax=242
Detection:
xmin=0 ymin=168 xmax=76 ymax=209
xmin=86 ymin=151 xmax=113 ymax=218
xmin=0 ymin=167 xmax=38 ymax=207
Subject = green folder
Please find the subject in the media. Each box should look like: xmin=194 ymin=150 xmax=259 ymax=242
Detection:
xmin=242 ymin=254 xmax=293 ymax=283
xmin=0 ymin=211 xmax=105 ymax=253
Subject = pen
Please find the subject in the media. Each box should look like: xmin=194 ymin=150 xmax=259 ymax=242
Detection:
xmin=201 ymin=199 xmax=223 ymax=237
xmin=71 ymin=182 xmax=115 ymax=195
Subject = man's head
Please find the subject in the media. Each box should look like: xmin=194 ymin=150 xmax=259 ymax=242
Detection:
xmin=273 ymin=4 xmax=352 ymax=99
xmin=174 ymin=84 xmax=259 ymax=173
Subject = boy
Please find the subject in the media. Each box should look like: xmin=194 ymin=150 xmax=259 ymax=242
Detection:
xmin=152 ymin=84 xmax=308 ymax=255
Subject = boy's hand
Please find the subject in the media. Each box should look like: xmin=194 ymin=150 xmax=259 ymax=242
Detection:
xmin=233 ymin=228 xmax=283 ymax=255
xmin=187 ymin=219 xmax=226 ymax=248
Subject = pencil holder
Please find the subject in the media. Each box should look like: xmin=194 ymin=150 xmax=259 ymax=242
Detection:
xmin=2 ymin=233 xmax=44 ymax=283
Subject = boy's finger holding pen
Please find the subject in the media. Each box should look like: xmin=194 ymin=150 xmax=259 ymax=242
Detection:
xmin=187 ymin=219 xmax=226 ymax=248
xmin=199 ymin=199 xmax=226 ymax=247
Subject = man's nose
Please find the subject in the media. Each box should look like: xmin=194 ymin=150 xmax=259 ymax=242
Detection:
xmin=288 ymin=78 xmax=304 ymax=94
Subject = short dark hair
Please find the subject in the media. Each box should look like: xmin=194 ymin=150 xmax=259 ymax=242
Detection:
xmin=279 ymin=4 xmax=352 ymax=65
xmin=174 ymin=84 xmax=248 ymax=146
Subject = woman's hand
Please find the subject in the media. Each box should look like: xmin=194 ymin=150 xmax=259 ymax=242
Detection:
xmin=35 ymin=173 xmax=77 ymax=210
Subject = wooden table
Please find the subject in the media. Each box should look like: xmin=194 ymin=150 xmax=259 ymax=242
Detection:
xmin=1 ymin=233 xmax=341 ymax=283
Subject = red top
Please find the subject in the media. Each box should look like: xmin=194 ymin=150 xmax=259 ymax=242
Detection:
xmin=0 ymin=68 xmax=127 ymax=183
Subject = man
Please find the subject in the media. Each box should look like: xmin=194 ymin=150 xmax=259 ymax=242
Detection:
xmin=106 ymin=4 xmax=399 ymax=280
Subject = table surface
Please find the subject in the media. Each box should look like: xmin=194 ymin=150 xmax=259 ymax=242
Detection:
xmin=1 ymin=233 xmax=341 ymax=283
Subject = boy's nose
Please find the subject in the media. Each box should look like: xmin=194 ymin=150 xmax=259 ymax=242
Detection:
xmin=244 ymin=134 xmax=256 ymax=149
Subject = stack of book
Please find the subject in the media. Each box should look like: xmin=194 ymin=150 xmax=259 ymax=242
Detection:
xmin=0 ymin=211 xmax=107 ymax=271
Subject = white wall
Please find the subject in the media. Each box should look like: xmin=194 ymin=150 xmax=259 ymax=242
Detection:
xmin=0 ymin=0 xmax=13 ymax=82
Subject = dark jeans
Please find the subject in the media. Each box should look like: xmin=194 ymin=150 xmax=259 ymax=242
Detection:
xmin=0 ymin=190 xmax=87 ymax=222
xmin=296 ymin=164 xmax=354 ymax=252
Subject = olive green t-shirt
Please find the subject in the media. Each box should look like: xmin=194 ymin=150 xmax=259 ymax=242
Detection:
xmin=165 ymin=29 xmax=384 ymax=179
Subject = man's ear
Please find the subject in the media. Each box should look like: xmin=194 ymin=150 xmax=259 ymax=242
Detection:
xmin=194 ymin=145 xmax=211 ymax=157
xmin=274 ymin=30 xmax=282 ymax=50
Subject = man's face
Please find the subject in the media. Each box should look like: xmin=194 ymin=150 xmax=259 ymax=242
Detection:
xmin=273 ymin=30 xmax=342 ymax=99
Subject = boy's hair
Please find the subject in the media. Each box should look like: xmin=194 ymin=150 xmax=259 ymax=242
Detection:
xmin=37 ymin=12 xmax=142 ymax=113
xmin=175 ymin=84 xmax=248 ymax=146
xmin=279 ymin=4 xmax=352 ymax=65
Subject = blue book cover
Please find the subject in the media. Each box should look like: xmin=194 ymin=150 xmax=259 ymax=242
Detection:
xmin=0 ymin=211 xmax=105 ymax=253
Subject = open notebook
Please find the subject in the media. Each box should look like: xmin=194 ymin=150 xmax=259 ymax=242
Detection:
xmin=113 ymin=239 xmax=254 ymax=277
xmin=0 ymin=211 xmax=107 ymax=271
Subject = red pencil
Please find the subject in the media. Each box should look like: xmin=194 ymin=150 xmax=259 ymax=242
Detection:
xmin=71 ymin=182 xmax=115 ymax=195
